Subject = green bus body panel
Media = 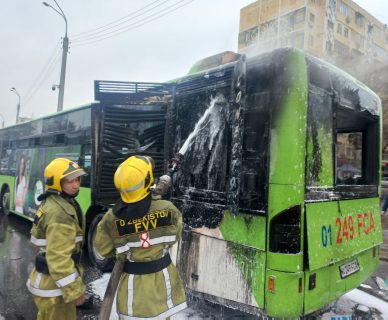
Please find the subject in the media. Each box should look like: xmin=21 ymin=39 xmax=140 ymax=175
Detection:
xmin=226 ymin=242 xmax=266 ymax=309
xmin=268 ymin=50 xmax=307 ymax=187
xmin=265 ymin=269 xmax=303 ymax=317
xmin=304 ymin=247 xmax=379 ymax=314
xmin=264 ymin=50 xmax=307 ymax=316
xmin=267 ymin=50 xmax=307 ymax=274
xmin=219 ymin=212 xmax=266 ymax=307
xmin=267 ymin=251 xmax=304 ymax=273
xmin=306 ymin=198 xmax=382 ymax=271
xmin=220 ymin=211 xmax=266 ymax=250
xmin=76 ymin=187 xmax=92 ymax=216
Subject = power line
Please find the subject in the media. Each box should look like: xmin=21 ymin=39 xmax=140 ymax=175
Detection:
xmin=23 ymin=42 xmax=61 ymax=101
xmin=21 ymin=0 xmax=194 ymax=108
xmin=72 ymin=0 xmax=194 ymax=47
xmin=72 ymin=0 xmax=190 ymax=44
xmin=70 ymin=0 xmax=169 ymax=40
xmin=23 ymin=51 xmax=60 ymax=106
xmin=23 ymin=48 xmax=61 ymax=106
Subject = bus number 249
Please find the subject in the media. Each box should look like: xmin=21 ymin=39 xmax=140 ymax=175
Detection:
xmin=321 ymin=213 xmax=376 ymax=247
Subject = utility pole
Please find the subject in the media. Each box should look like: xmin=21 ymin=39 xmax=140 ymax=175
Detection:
xmin=10 ymin=87 xmax=21 ymax=124
xmin=0 ymin=113 xmax=4 ymax=128
xmin=58 ymin=34 xmax=68 ymax=112
xmin=43 ymin=0 xmax=68 ymax=112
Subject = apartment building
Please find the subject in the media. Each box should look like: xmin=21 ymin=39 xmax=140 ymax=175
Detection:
xmin=238 ymin=0 xmax=388 ymax=71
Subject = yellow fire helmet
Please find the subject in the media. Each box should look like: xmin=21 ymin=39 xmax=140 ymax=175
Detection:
xmin=114 ymin=155 xmax=155 ymax=203
xmin=44 ymin=158 xmax=86 ymax=192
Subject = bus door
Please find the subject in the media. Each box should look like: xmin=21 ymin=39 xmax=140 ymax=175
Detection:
xmin=93 ymin=81 xmax=174 ymax=206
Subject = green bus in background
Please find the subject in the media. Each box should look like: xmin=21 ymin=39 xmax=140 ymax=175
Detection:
xmin=0 ymin=82 xmax=172 ymax=271
xmin=0 ymin=106 xmax=94 ymax=220
xmin=0 ymin=48 xmax=383 ymax=317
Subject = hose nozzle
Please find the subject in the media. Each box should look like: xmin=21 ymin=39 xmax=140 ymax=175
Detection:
xmin=169 ymin=153 xmax=184 ymax=174
xmin=154 ymin=153 xmax=184 ymax=196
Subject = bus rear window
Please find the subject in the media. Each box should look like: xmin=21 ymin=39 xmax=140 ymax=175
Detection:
xmin=334 ymin=104 xmax=379 ymax=189
xmin=336 ymin=132 xmax=362 ymax=184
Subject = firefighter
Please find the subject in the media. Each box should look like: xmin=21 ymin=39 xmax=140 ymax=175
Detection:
xmin=95 ymin=155 xmax=187 ymax=319
xmin=26 ymin=158 xmax=87 ymax=320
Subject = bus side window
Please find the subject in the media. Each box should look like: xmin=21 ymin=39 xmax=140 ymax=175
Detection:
xmin=0 ymin=148 xmax=8 ymax=175
xmin=79 ymin=144 xmax=92 ymax=187
xmin=382 ymin=161 xmax=388 ymax=183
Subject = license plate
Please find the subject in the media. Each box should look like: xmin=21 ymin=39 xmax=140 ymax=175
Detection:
xmin=321 ymin=315 xmax=352 ymax=320
xmin=339 ymin=259 xmax=360 ymax=279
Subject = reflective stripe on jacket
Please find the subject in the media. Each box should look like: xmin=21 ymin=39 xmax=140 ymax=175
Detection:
xmin=95 ymin=196 xmax=187 ymax=319
xmin=27 ymin=195 xmax=85 ymax=303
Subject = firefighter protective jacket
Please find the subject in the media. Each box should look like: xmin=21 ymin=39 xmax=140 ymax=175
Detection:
xmin=26 ymin=194 xmax=85 ymax=303
xmin=95 ymin=195 xmax=187 ymax=319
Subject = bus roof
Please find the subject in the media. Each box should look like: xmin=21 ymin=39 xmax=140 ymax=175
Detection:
xmin=246 ymin=48 xmax=381 ymax=116
xmin=0 ymin=101 xmax=99 ymax=131
xmin=305 ymin=52 xmax=381 ymax=116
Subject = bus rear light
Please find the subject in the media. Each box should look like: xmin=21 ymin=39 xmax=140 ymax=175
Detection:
xmin=298 ymin=277 xmax=303 ymax=293
xmin=269 ymin=205 xmax=301 ymax=253
xmin=268 ymin=276 xmax=275 ymax=293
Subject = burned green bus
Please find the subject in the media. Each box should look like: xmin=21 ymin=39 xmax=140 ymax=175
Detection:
xmin=167 ymin=48 xmax=382 ymax=317
xmin=0 ymin=48 xmax=382 ymax=317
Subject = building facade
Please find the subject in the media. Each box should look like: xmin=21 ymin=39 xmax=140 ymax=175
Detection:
xmin=239 ymin=0 xmax=388 ymax=69
xmin=239 ymin=0 xmax=388 ymax=153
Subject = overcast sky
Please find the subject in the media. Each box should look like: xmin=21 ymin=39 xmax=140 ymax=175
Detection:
xmin=0 ymin=0 xmax=387 ymax=127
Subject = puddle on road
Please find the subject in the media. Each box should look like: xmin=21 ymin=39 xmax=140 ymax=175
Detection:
xmin=0 ymin=214 xmax=37 ymax=319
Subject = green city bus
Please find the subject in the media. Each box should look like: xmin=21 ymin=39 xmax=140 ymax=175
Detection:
xmin=0 ymin=48 xmax=383 ymax=317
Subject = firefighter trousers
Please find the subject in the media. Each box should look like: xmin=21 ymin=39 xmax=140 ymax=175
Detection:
xmin=33 ymin=295 xmax=76 ymax=320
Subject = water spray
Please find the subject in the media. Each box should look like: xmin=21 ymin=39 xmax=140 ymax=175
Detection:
xmin=155 ymin=95 xmax=224 ymax=195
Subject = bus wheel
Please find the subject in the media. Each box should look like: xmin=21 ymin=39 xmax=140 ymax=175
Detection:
xmin=1 ymin=186 xmax=10 ymax=215
xmin=87 ymin=213 xmax=114 ymax=272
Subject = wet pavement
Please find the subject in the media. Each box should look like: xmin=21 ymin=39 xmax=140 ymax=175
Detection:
xmin=380 ymin=216 xmax=388 ymax=261
xmin=1 ymin=213 xmax=388 ymax=319
xmin=0 ymin=214 xmax=38 ymax=320
xmin=0 ymin=214 xmax=102 ymax=320
xmin=0 ymin=213 xmax=256 ymax=320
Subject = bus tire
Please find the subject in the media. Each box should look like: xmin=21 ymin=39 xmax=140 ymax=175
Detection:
xmin=1 ymin=185 xmax=10 ymax=215
xmin=87 ymin=213 xmax=114 ymax=272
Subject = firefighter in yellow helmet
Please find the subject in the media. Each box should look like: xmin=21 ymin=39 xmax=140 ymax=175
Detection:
xmin=95 ymin=155 xmax=187 ymax=319
xmin=26 ymin=158 xmax=87 ymax=320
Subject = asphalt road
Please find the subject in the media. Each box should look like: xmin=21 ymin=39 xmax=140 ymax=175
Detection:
xmin=1 ymin=213 xmax=388 ymax=319
xmin=0 ymin=214 xmax=101 ymax=320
